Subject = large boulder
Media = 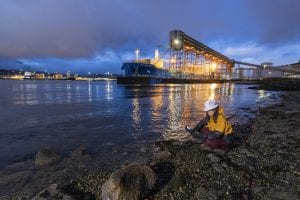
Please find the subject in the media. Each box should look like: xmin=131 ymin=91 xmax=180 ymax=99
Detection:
xmin=101 ymin=162 xmax=156 ymax=200
xmin=35 ymin=149 xmax=60 ymax=167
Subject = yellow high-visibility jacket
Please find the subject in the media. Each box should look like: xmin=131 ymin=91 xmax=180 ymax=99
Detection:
xmin=206 ymin=107 xmax=233 ymax=135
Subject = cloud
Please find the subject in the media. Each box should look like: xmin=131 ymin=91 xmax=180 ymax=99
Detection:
xmin=15 ymin=49 xmax=137 ymax=74
xmin=222 ymin=42 xmax=300 ymax=65
xmin=0 ymin=0 xmax=146 ymax=58
xmin=224 ymin=43 xmax=264 ymax=57
xmin=243 ymin=0 xmax=300 ymax=44
xmin=0 ymin=0 xmax=257 ymax=59
xmin=0 ymin=0 xmax=299 ymax=73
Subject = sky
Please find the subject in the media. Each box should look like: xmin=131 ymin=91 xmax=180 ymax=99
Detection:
xmin=0 ymin=0 xmax=300 ymax=74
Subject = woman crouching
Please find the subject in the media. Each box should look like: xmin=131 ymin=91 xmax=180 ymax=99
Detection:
xmin=185 ymin=99 xmax=233 ymax=149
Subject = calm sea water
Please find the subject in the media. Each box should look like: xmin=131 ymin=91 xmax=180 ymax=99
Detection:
xmin=0 ymin=79 xmax=280 ymax=169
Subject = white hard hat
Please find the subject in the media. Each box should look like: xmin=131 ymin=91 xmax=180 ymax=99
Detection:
xmin=204 ymin=99 xmax=219 ymax=112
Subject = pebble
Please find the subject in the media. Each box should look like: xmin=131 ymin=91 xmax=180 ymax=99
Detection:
xmin=212 ymin=163 xmax=224 ymax=173
xmin=207 ymin=154 xmax=221 ymax=163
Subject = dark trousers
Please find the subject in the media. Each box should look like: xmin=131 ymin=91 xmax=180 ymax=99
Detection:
xmin=194 ymin=127 xmax=233 ymax=145
xmin=192 ymin=118 xmax=233 ymax=145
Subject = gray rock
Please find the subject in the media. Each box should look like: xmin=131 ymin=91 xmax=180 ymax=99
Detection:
xmin=220 ymin=162 xmax=228 ymax=168
xmin=200 ymin=144 xmax=212 ymax=151
xmin=172 ymin=140 xmax=186 ymax=146
xmin=35 ymin=149 xmax=60 ymax=167
xmin=284 ymin=110 xmax=300 ymax=116
xmin=230 ymin=157 xmax=256 ymax=170
xmin=206 ymin=154 xmax=220 ymax=163
xmin=0 ymin=170 xmax=32 ymax=185
xmin=154 ymin=150 xmax=172 ymax=160
xmin=194 ymin=186 xmax=218 ymax=200
xmin=212 ymin=163 xmax=224 ymax=173
xmin=238 ymin=149 xmax=258 ymax=158
xmin=101 ymin=162 xmax=156 ymax=200
xmin=71 ymin=145 xmax=87 ymax=159
xmin=266 ymin=190 xmax=300 ymax=200
xmin=149 ymin=161 xmax=156 ymax=167
xmin=212 ymin=148 xmax=226 ymax=156
xmin=252 ymin=186 xmax=264 ymax=194
xmin=32 ymin=184 xmax=74 ymax=200
xmin=268 ymin=134 xmax=287 ymax=140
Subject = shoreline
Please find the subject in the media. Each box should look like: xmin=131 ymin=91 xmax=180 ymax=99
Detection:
xmin=70 ymin=92 xmax=299 ymax=199
xmin=1 ymin=80 xmax=299 ymax=199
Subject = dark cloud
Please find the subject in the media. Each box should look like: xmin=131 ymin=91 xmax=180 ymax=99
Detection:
xmin=0 ymin=0 xmax=299 ymax=72
xmin=243 ymin=0 xmax=300 ymax=45
xmin=0 ymin=0 xmax=250 ymax=58
xmin=0 ymin=0 xmax=145 ymax=58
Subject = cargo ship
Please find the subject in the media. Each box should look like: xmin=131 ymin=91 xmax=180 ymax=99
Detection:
xmin=121 ymin=49 xmax=172 ymax=78
xmin=121 ymin=61 xmax=172 ymax=78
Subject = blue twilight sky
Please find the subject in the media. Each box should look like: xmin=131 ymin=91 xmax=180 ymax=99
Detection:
xmin=0 ymin=0 xmax=300 ymax=74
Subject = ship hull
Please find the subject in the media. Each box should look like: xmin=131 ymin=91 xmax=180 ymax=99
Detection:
xmin=121 ymin=62 xmax=171 ymax=78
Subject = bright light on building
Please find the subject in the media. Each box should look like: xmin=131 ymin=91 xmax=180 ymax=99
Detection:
xmin=154 ymin=49 xmax=159 ymax=59
xmin=135 ymin=48 xmax=140 ymax=60
xmin=211 ymin=62 xmax=217 ymax=71
xmin=173 ymin=39 xmax=180 ymax=45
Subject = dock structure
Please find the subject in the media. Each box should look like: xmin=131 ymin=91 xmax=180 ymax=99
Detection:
xmin=168 ymin=30 xmax=233 ymax=80
xmin=233 ymin=60 xmax=300 ymax=79
xmin=118 ymin=30 xmax=300 ymax=84
xmin=168 ymin=30 xmax=300 ymax=80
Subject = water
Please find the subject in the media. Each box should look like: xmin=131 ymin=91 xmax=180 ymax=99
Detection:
xmin=0 ymin=79 xmax=280 ymax=169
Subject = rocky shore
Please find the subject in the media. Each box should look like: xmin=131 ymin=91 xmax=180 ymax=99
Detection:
xmin=69 ymin=80 xmax=300 ymax=200
xmin=248 ymin=78 xmax=300 ymax=91
xmin=1 ymin=79 xmax=299 ymax=200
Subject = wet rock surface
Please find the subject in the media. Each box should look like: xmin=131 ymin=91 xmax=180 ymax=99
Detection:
xmin=32 ymin=184 xmax=74 ymax=200
xmin=154 ymin=150 xmax=172 ymax=160
xmin=0 ymin=145 xmax=92 ymax=200
xmin=35 ymin=148 xmax=60 ymax=167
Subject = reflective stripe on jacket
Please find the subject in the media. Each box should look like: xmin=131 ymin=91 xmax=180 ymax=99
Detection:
xmin=206 ymin=107 xmax=233 ymax=135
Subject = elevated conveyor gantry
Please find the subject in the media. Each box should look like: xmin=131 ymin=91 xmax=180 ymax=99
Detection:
xmin=169 ymin=30 xmax=233 ymax=79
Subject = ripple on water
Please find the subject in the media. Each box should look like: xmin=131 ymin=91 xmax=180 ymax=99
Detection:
xmin=0 ymin=80 xmax=281 ymax=169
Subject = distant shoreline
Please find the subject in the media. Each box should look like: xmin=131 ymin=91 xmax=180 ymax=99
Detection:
xmin=0 ymin=77 xmax=116 ymax=81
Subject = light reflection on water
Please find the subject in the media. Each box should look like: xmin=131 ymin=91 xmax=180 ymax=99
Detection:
xmin=0 ymin=80 xmax=280 ymax=169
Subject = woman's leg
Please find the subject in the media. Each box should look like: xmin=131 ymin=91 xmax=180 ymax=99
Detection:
xmin=185 ymin=118 xmax=207 ymax=134
xmin=193 ymin=127 xmax=210 ymax=141
xmin=207 ymin=132 xmax=223 ymax=139
xmin=192 ymin=118 xmax=208 ymax=133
